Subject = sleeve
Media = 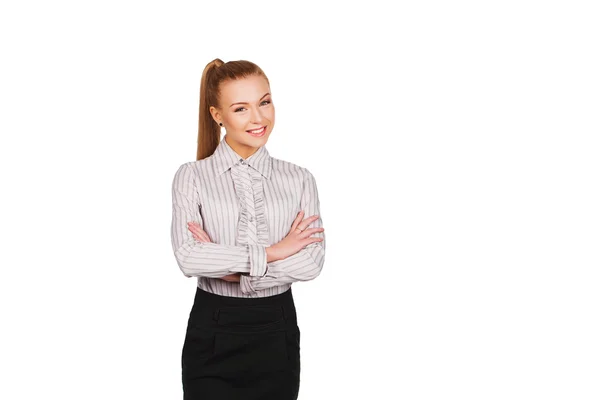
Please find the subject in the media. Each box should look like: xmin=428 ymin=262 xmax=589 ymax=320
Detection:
xmin=171 ymin=163 xmax=268 ymax=279
xmin=239 ymin=168 xmax=326 ymax=294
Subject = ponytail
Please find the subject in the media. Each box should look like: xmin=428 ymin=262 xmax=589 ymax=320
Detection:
xmin=196 ymin=58 xmax=224 ymax=161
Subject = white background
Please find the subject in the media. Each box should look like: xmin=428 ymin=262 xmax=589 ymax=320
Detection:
xmin=1 ymin=1 xmax=599 ymax=399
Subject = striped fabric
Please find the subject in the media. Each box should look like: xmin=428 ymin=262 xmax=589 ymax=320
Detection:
xmin=171 ymin=134 xmax=326 ymax=298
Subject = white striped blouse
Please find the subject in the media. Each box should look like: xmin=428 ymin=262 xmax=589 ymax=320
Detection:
xmin=171 ymin=134 xmax=326 ymax=298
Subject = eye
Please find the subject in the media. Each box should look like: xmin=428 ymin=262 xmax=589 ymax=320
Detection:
xmin=234 ymin=100 xmax=271 ymax=113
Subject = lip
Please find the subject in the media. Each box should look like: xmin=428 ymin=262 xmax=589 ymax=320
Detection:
xmin=246 ymin=126 xmax=267 ymax=136
xmin=246 ymin=126 xmax=266 ymax=133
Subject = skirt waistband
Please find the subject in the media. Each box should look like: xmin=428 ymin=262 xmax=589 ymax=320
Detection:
xmin=187 ymin=286 xmax=298 ymax=333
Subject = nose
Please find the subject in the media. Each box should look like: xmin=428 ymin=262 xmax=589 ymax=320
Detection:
xmin=250 ymin=105 xmax=265 ymax=124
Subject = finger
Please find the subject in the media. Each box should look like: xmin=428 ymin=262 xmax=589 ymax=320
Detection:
xmin=194 ymin=228 xmax=211 ymax=242
xmin=297 ymin=215 xmax=320 ymax=232
xmin=191 ymin=231 xmax=207 ymax=242
xmin=188 ymin=223 xmax=211 ymax=242
xmin=290 ymin=210 xmax=304 ymax=231
xmin=222 ymin=273 xmax=241 ymax=282
xmin=191 ymin=229 xmax=209 ymax=242
xmin=300 ymin=227 xmax=325 ymax=237
xmin=188 ymin=224 xmax=204 ymax=240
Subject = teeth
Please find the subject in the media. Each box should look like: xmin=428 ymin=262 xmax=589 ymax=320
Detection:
xmin=248 ymin=127 xmax=264 ymax=133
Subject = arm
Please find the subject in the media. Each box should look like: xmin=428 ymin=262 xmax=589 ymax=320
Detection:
xmin=240 ymin=169 xmax=326 ymax=294
xmin=171 ymin=163 xmax=268 ymax=279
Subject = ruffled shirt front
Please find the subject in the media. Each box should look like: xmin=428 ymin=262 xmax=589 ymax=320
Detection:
xmin=229 ymin=150 xmax=270 ymax=277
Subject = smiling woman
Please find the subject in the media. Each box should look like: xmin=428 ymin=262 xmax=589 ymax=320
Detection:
xmin=171 ymin=58 xmax=326 ymax=399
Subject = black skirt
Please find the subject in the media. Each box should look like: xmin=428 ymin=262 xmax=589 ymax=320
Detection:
xmin=182 ymin=285 xmax=301 ymax=400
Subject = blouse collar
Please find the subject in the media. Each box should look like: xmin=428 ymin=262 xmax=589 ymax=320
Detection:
xmin=212 ymin=135 xmax=272 ymax=179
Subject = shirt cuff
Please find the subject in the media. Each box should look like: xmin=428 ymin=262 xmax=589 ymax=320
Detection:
xmin=240 ymin=274 xmax=256 ymax=294
xmin=248 ymin=244 xmax=268 ymax=277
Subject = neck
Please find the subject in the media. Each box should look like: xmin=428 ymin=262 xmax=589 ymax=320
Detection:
xmin=225 ymin=135 xmax=259 ymax=160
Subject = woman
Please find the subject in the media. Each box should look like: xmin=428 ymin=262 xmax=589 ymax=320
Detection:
xmin=171 ymin=59 xmax=326 ymax=399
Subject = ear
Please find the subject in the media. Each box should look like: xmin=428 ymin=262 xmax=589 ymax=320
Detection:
xmin=209 ymin=106 xmax=222 ymax=125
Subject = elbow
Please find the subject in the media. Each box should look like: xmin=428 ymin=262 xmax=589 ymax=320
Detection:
xmin=173 ymin=245 xmax=229 ymax=279
xmin=175 ymin=255 xmax=194 ymax=278
xmin=180 ymin=267 xmax=194 ymax=279
xmin=173 ymin=246 xmax=199 ymax=278
xmin=304 ymin=248 xmax=325 ymax=281
xmin=311 ymin=258 xmax=325 ymax=280
xmin=309 ymin=235 xmax=325 ymax=280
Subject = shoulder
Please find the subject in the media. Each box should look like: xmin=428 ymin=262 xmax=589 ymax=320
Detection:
xmin=171 ymin=160 xmax=209 ymax=193
xmin=270 ymin=156 xmax=315 ymax=182
xmin=173 ymin=158 xmax=213 ymax=179
xmin=186 ymin=158 xmax=212 ymax=174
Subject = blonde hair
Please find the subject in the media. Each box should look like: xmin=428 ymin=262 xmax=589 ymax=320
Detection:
xmin=196 ymin=59 xmax=270 ymax=161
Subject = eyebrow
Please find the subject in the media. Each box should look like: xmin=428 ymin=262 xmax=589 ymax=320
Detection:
xmin=230 ymin=93 xmax=271 ymax=108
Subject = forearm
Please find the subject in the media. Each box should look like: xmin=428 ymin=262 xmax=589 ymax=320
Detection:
xmin=266 ymin=245 xmax=281 ymax=263
xmin=173 ymin=239 xmax=267 ymax=278
xmin=239 ymin=242 xmax=325 ymax=293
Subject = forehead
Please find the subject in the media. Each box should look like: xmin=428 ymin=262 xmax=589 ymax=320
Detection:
xmin=219 ymin=75 xmax=270 ymax=102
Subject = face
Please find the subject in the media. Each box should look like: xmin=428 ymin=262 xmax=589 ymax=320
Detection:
xmin=210 ymin=74 xmax=275 ymax=159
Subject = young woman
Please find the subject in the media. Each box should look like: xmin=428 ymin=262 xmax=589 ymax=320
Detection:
xmin=171 ymin=59 xmax=326 ymax=399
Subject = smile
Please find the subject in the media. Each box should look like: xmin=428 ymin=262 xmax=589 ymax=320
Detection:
xmin=246 ymin=126 xmax=266 ymax=137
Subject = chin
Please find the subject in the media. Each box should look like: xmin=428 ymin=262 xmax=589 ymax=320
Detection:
xmin=245 ymin=131 xmax=270 ymax=144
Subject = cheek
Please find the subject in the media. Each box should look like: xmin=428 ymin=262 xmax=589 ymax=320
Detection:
xmin=265 ymin=107 xmax=275 ymax=123
xmin=227 ymin=115 xmax=249 ymax=130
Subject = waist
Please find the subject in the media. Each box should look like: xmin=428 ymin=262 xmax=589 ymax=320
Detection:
xmin=187 ymin=286 xmax=298 ymax=332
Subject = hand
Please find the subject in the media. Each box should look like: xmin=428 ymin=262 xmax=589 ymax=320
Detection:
xmin=187 ymin=221 xmax=212 ymax=243
xmin=219 ymin=273 xmax=241 ymax=282
xmin=269 ymin=210 xmax=325 ymax=262
xmin=187 ymin=221 xmax=242 ymax=282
